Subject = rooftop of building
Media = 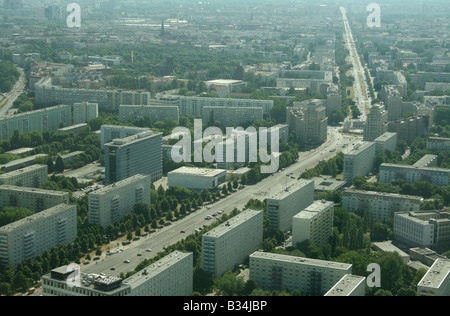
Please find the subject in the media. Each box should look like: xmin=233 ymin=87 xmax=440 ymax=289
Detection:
xmin=250 ymin=251 xmax=352 ymax=270
xmin=0 ymin=185 xmax=69 ymax=196
xmin=413 ymin=154 xmax=438 ymax=168
xmin=0 ymin=154 xmax=47 ymax=169
xmin=5 ymin=147 xmax=35 ymax=156
xmin=123 ymin=251 xmax=192 ymax=289
xmin=293 ymin=200 xmax=333 ymax=220
xmin=0 ymin=204 xmax=75 ymax=232
xmin=105 ymin=131 xmax=161 ymax=147
xmin=324 ymin=274 xmax=366 ymax=296
xmin=312 ymin=176 xmax=347 ymax=192
xmin=0 ymin=164 xmax=47 ymax=179
xmin=346 ymin=141 xmax=375 ymax=156
xmin=267 ymin=179 xmax=314 ymax=201
xmin=418 ymin=259 xmax=450 ymax=289
xmin=203 ymin=209 xmax=262 ymax=239
xmin=380 ymin=163 xmax=450 ymax=173
xmin=343 ymin=188 xmax=424 ymax=201
xmin=374 ymin=132 xmax=397 ymax=142
xmin=91 ymin=174 xmax=151 ymax=195
xmin=168 ymin=166 xmax=227 ymax=177
xmin=57 ymin=124 xmax=89 ymax=132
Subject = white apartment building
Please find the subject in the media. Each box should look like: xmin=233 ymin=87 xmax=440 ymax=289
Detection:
xmin=42 ymin=251 xmax=193 ymax=296
xmin=343 ymin=142 xmax=376 ymax=184
xmin=0 ymin=185 xmax=69 ymax=213
xmin=343 ymin=189 xmax=423 ymax=222
xmin=0 ymin=164 xmax=48 ymax=188
xmin=374 ymin=132 xmax=398 ymax=156
xmin=324 ymin=274 xmax=366 ymax=296
xmin=0 ymin=204 xmax=77 ymax=267
xmin=73 ymin=102 xmax=98 ymax=124
xmin=124 ymin=251 xmax=193 ymax=296
xmin=292 ymin=200 xmax=334 ymax=248
xmin=394 ymin=211 xmax=450 ymax=248
xmin=118 ymin=104 xmax=180 ymax=124
xmin=168 ymin=167 xmax=227 ymax=190
xmin=202 ymin=210 xmax=263 ymax=278
xmin=202 ymin=106 xmax=263 ymax=127
xmin=266 ymin=179 xmax=315 ymax=232
xmin=417 ymin=259 xmax=450 ymax=296
xmin=249 ymin=251 xmax=352 ymax=296
xmin=427 ymin=137 xmax=450 ymax=151
xmin=100 ymin=125 xmax=151 ymax=150
xmin=379 ymin=163 xmax=450 ymax=186
xmin=89 ymin=174 xmax=152 ymax=226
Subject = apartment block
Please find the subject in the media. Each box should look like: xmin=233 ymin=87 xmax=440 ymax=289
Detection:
xmin=73 ymin=102 xmax=98 ymax=124
xmin=343 ymin=142 xmax=376 ymax=184
xmin=0 ymin=154 xmax=48 ymax=173
xmin=379 ymin=160 xmax=450 ymax=186
xmin=394 ymin=211 xmax=450 ymax=249
xmin=0 ymin=204 xmax=77 ymax=267
xmin=374 ymin=132 xmax=398 ymax=156
xmin=0 ymin=164 xmax=48 ymax=188
xmin=0 ymin=185 xmax=69 ymax=213
xmin=0 ymin=104 xmax=72 ymax=140
xmin=105 ymin=131 xmax=162 ymax=184
xmin=324 ymin=274 xmax=366 ymax=296
xmin=292 ymin=200 xmax=334 ymax=248
xmin=266 ymin=179 xmax=315 ymax=232
xmin=343 ymin=189 xmax=423 ymax=222
xmin=249 ymin=251 xmax=352 ymax=296
xmin=119 ymin=104 xmax=180 ymax=124
xmin=387 ymin=114 xmax=430 ymax=145
xmin=42 ymin=251 xmax=193 ymax=296
xmin=89 ymin=174 xmax=152 ymax=226
xmin=100 ymin=125 xmax=151 ymax=150
xmin=417 ymin=259 xmax=450 ymax=296
xmin=35 ymin=77 xmax=151 ymax=112
xmin=202 ymin=106 xmax=263 ymax=127
xmin=427 ymin=137 xmax=450 ymax=151
xmin=363 ymin=105 xmax=388 ymax=142
xmin=202 ymin=210 xmax=263 ymax=278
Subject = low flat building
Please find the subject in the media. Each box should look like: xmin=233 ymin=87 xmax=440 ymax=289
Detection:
xmin=417 ymin=259 xmax=450 ymax=296
xmin=167 ymin=167 xmax=227 ymax=190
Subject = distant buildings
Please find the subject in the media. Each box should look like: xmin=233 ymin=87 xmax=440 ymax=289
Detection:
xmin=0 ymin=204 xmax=77 ymax=267
xmin=343 ymin=189 xmax=423 ymax=222
xmin=88 ymin=174 xmax=152 ymax=226
xmin=202 ymin=210 xmax=263 ymax=278
xmin=292 ymin=200 xmax=334 ymax=248
xmin=427 ymin=137 xmax=450 ymax=151
xmin=343 ymin=142 xmax=376 ymax=184
xmin=202 ymin=106 xmax=263 ymax=127
xmin=249 ymin=251 xmax=352 ymax=296
xmin=104 ymin=131 xmax=162 ymax=184
xmin=118 ymin=104 xmax=180 ymax=124
xmin=266 ymin=179 xmax=315 ymax=232
xmin=167 ymin=167 xmax=227 ymax=190
xmin=387 ymin=114 xmax=430 ymax=145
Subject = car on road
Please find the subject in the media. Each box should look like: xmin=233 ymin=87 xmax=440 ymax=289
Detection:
xmin=145 ymin=248 xmax=152 ymax=252
xmin=110 ymin=267 xmax=116 ymax=271
xmin=124 ymin=260 xmax=130 ymax=263
xmin=180 ymin=230 xmax=185 ymax=233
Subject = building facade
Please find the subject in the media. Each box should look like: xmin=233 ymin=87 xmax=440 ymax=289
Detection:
xmin=118 ymin=105 xmax=180 ymax=124
xmin=167 ymin=167 xmax=227 ymax=190
xmin=343 ymin=142 xmax=376 ymax=184
xmin=73 ymin=102 xmax=98 ymax=124
xmin=0 ymin=164 xmax=48 ymax=188
xmin=417 ymin=258 xmax=450 ymax=296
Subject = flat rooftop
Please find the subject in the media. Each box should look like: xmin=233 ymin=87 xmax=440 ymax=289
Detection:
xmin=344 ymin=189 xmax=424 ymax=201
xmin=169 ymin=167 xmax=227 ymax=178
xmin=324 ymin=274 xmax=366 ymax=296
xmin=92 ymin=174 xmax=151 ymax=195
xmin=267 ymin=179 xmax=314 ymax=201
xmin=0 ymin=204 xmax=75 ymax=232
xmin=313 ymin=176 xmax=346 ymax=192
xmin=346 ymin=141 xmax=375 ymax=156
xmin=250 ymin=251 xmax=352 ymax=271
xmin=0 ymin=154 xmax=47 ymax=169
xmin=418 ymin=259 xmax=450 ymax=289
xmin=293 ymin=200 xmax=333 ymax=220
xmin=5 ymin=147 xmax=35 ymax=156
xmin=0 ymin=185 xmax=69 ymax=197
xmin=105 ymin=131 xmax=161 ymax=147
xmin=203 ymin=209 xmax=262 ymax=239
xmin=123 ymin=251 xmax=192 ymax=289
xmin=0 ymin=164 xmax=47 ymax=179
xmin=374 ymin=132 xmax=397 ymax=142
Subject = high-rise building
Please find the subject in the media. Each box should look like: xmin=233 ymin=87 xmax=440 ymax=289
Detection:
xmin=73 ymin=102 xmax=99 ymax=124
xmin=105 ymin=131 xmax=162 ymax=184
xmin=249 ymin=252 xmax=352 ymax=296
xmin=0 ymin=185 xmax=69 ymax=213
xmin=287 ymin=100 xmax=328 ymax=146
xmin=202 ymin=210 xmax=263 ymax=278
xmin=89 ymin=174 xmax=152 ymax=226
xmin=202 ymin=106 xmax=263 ymax=128
xmin=374 ymin=132 xmax=398 ymax=156
xmin=100 ymin=125 xmax=151 ymax=150
xmin=292 ymin=200 xmax=334 ymax=248
xmin=387 ymin=114 xmax=430 ymax=145
xmin=0 ymin=204 xmax=77 ymax=267
xmin=343 ymin=142 xmax=376 ymax=184
xmin=266 ymin=179 xmax=315 ymax=232
xmin=363 ymin=104 xmax=388 ymax=141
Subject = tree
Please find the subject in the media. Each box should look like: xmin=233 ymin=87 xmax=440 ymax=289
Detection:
xmin=55 ymin=156 xmax=65 ymax=173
